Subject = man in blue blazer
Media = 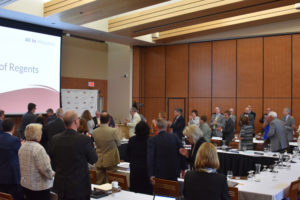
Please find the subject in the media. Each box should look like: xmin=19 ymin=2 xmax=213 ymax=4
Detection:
xmin=0 ymin=118 xmax=23 ymax=200
xmin=148 ymin=119 xmax=183 ymax=184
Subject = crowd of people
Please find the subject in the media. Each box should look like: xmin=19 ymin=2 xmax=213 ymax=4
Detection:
xmin=0 ymin=102 xmax=298 ymax=200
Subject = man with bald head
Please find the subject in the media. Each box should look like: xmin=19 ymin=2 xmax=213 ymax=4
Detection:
xmin=238 ymin=107 xmax=254 ymax=128
xmin=49 ymin=111 xmax=97 ymax=200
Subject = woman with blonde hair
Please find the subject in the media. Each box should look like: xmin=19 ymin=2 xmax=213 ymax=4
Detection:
xmin=183 ymin=142 xmax=230 ymax=200
xmin=179 ymin=124 xmax=206 ymax=168
xmin=19 ymin=123 xmax=54 ymax=200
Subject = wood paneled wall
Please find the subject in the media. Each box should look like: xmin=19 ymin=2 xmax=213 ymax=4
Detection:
xmin=133 ymin=34 xmax=300 ymax=132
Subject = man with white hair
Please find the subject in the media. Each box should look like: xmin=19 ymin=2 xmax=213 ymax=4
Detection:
xmin=41 ymin=108 xmax=65 ymax=152
xmin=267 ymin=111 xmax=289 ymax=152
xmin=125 ymin=107 xmax=141 ymax=137
xmin=281 ymin=108 xmax=295 ymax=142
xmin=210 ymin=107 xmax=225 ymax=137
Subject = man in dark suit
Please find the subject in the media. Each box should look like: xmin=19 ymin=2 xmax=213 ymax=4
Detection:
xmin=19 ymin=103 xmax=37 ymax=139
xmin=41 ymin=108 xmax=65 ymax=152
xmin=148 ymin=119 xmax=183 ymax=184
xmin=222 ymin=111 xmax=235 ymax=146
xmin=49 ymin=111 xmax=98 ymax=200
xmin=239 ymin=107 xmax=255 ymax=128
xmin=169 ymin=108 xmax=185 ymax=139
xmin=0 ymin=110 xmax=4 ymax=133
xmin=93 ymin=111 xmax=101 ymax=129
xmin=267 ymin=111 xmax=289 ymax=152
xmin=46 ymin=108 xmax=57 ymax=125
xmin=0 ymin=118 xmax=23 ymax=200
xmin=248 ymin=104 xmax=256 ymax=120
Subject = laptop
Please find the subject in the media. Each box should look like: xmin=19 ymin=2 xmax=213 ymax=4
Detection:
xmin=153 ymin=195 xmax=177 ymax=200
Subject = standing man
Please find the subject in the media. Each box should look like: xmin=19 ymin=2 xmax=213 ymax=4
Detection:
xmin=239 ymin=107 xmax=255 ymax=128
xmin=267 ymin=112 xmax=289 ymax=152
xmin=0 ymin=110 xmax=4 ymax=133
xmin=281 ymin=108 xmax=295 ymax=142
xmin=93 ymin=113 xmax=121 ymax=184
xmin=49 ymin=111 xmax=97 ymax=200
xmin=148 ymin=119 xmax=182 ymax=183
xmin=229 ymin=108 xmax=236 ymax=124
xmin=222 ymin=111 xmax=235 ymax=146
xmin=102 ymin=110 xmax=115 ymax=128
xmin=248 ymin=105 xmax=256 ymax=120
xmin=200 ymin=115 xmax=212 ymax=142
xmin=93 ymin=111 xmax=101 ymax=129
xmin=41 ymin=108 xmax=65 ymax=152
xmin=210 ymin=107 xmax=225 ymax=137
xmin=46 ymin=108 xmax=56 ymax=125
xmin=19 ymin=103 xmax=37 ymax=139
xmin=0 ymin=118 xmax=23 ymax=200
xmin=169 ymin=108 xmax=186 ymax=139
xmin=126 ymin=107 xmax=141 ymax=137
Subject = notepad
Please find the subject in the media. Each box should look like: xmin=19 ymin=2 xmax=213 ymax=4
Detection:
xmin=93 ymin=183 xmax=112 ymax=192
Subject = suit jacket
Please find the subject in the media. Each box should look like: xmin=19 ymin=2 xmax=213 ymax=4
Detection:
xmin=210 ymin=114 xmax=226 ymax=129
xmin=170 ymin=115 xmax=186 ymax=138
xmin=147 ymin=131 xmax=182 ymax=181
xmin=281 ymin=115 xmax=295 ymax=142
xmin=250 ymin=111 xmax=256 ymax=119
xmin=183 ymin=170 xmax=230 ymax=200
xmin=222 ymin=118 xmax=235 ymax=145
xmin=239 ymin=113 xmax=255 ymax=127
xmin=127 ymin=112 xmax=141 ymax=137
xmin=93 ymin=116 xmax=116 ymax=129
xmin=200 ymin=122 xmax=212 ymax=142
xmin=0 ymin=132 xmax=21 ymax=184
xmin=0 ymin=119 xmax=2 ymax=133
xmin=41 ymin=118 xmax=66 ymax=152
xmin=19 ymin=112 xmax=37 ymax=139
xmin=48 ymin=129 xmax=97 ymax=199
xmin=46 ymin=114 xmax=57 ymax=125
xmin=188 ymin=137 xmax=206 ymax=168
xmin=93 ymin=124 xmax=121 ymax=168
xmin=267 ymin=119 xmax=289 ymax=152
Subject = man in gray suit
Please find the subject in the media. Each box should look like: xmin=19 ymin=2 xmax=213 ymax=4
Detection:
xmin=281 ymin=108 xmax=295 ymax=142
xmin=239 ymin=107 xmax=255 ymax=128
xmin=267 ymin=111 xmax=289 ymax=152
xmin=210 ymin=107 xmax=225 ymax=137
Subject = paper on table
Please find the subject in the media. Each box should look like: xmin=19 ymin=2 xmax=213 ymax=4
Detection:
xmin=94 ymin=183 xmax=112 ymax=191
xmin=272 ymin=183 xmax=289 ymax=190
xmin=117 ymin=162 xmax=130 ymax=169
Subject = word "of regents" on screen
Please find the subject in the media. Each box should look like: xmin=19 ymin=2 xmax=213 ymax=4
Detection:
xmin=0 ymin=62 xmax=39 ymax=74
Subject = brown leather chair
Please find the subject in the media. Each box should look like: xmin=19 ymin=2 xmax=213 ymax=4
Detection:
xmin=229 ymin=142 xmax=239 ymax=149
xmin=89 ymin=169 xmax=97 ymax=184
xmin=0 ymin=192 xmax=13 ymax=200
xmin=211 ymin=139 xmax=221 ymax=146
xmin=153 ymin=178 xmax=180 ymax=198
xmin=288 ymin=179 xmax=300 ymax=200
xmin=106 ymin=171 xmax=128 ymax=190
xmin=228 ymin=186 xmax=238 ymax=200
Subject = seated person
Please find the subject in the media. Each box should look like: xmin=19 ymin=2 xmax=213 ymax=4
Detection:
xmin=183 ymin=142 xmax=230 ymax=200
xmin=179 ymin=125 xmax=205 ymax=169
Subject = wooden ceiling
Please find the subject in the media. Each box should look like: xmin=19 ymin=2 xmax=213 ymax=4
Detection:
xmin=44 ymin=0 xmax=169 ymax=25
xmin=44 ymin=0 xmax=300 ymax=44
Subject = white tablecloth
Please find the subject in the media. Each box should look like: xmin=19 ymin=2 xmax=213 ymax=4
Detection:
xmin=234 ymin=160 xmax=300 ymax=200
xmin=90 ymin=189 xmax=153 ymax=200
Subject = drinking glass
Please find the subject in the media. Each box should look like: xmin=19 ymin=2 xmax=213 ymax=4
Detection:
xmin=227 ymin=171 xmax=233 ymax=180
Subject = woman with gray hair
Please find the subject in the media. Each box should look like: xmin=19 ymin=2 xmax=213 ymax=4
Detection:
xmin=19 ymin=123 xmax=54 ymax=200
xmin=179 ymin=124 xmax=206 ymax=169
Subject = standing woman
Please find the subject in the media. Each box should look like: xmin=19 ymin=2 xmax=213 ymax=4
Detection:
xmin=81 ymin=110 xmax=95 ymax=134
xmin=19 ymin=123 xmax=54 ymax=200
xmin=127 ymin=121 xmax=152 ymax=194
xmin=239 ymin=116 xmax=254 ymax=150
xmin=179 ymin=125 xmax=206 ymax=169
